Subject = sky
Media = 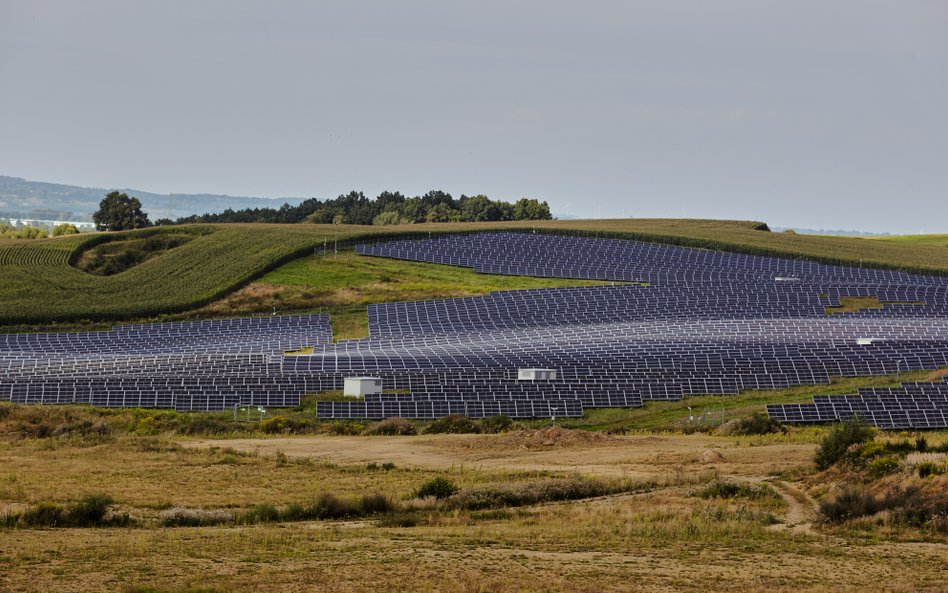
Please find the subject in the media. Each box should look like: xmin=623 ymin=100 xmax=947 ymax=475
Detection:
xmin=1 ymin=1 xmax=945 ymax=233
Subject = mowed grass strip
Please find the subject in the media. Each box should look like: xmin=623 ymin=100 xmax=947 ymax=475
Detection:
xmin=538 ymin=368 xmax=948 ymax=433
xmin=198 ymin=251 xmax=614 ymax=339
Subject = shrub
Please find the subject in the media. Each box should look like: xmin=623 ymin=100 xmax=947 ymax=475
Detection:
xmin=326 ymin=421 xmax=364 ymax=436
xmin=416 ymin=477 xmax=459 ymax=500
xmin=715 ymin=413 xmax=785 ymax=436
xmin=308 ymin=493 xmax=359 ymax=519
xmin=281 ymin=503 xmax=308 ymax=522
xmin=178 ymin=416 xmax=234 ymax=436
xmin=917 ymin=461 xmax=946 ymax=478
xmin=260 ymin=416 xmax=311 ymax=434
xmin=67 ymin=493 xmax=114 ymax=526
xmin=364 ymin=417 xmax=416 ymax=436
xmin=815 ymin=416 xmax=874 ymax=470
xmin=697 ymin=481 xmax=777 ymax=500
xmin=20 ymin=502 xmax=66 ymax=527
xmin=447 ymin=478 xmax=629 ymax=511
xmin=10 ymin=494 xmax=126 ymax=528
xmin=819 ymin=486 xmax=880 ymax=523
xmin=360 ymin=492 xmax=395 ymax=515
xmin=819 ymin=480 xmax=948 ymax=528
xmin=424 ymin=414 xmax=480 ymax=434
xmin=479 ymin=415 xmax=513 ymax=434
xmin=868 ymin=456 xmax=901 ymax=477
xmin=241 ymin=503 xmax=280 ymax=524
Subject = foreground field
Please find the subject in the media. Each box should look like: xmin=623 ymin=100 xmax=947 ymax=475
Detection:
xmin=2 ymin=421 xmax=946 ymax=593
xmin=3 ymin=218 xmax=948 ymax=325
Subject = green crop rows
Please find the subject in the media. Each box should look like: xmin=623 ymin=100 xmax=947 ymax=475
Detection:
xmin=1 ymin=219 xmax=947 ymax=325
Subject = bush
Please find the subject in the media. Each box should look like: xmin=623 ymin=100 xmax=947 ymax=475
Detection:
xmin=819 ymin=486 xmax=880 ymax=523
xmin=364 ymin=417 xmax=416 ymax=436
xmin=68 ymin=493 xmax=114 ymax=526
xmin=260 ymin=416 xmax=311 ymax=434
xmin=241 ymin=503 xmax=281 ymax=524
xmin=326 ymin=421 xmax=364 ymax=435
xmin=697 ymin=481 xmax=777 ymax=500
xmin=715 ymin=412 xmax=785 ymax=436
xmin=308 ymin=493 xmax=360 ymax=519
xmin=360 ymin=492 xmax=395 ymax=515
xmin=868 ymin=456 xmax=901 ymax=477
xmin=416 ymin=477 xmax=459 ymax=500
xmin=479 ymin=415 xmax=513 ymax=434
xmin=815 ymin=416 xmax=874 ymax=470
xmin=819 ymin=480 xmax=948 ymax=528
xmin=178 ymin=416 xmax=234 ymax=436
xmin=917 ymin=461 xmax=946 ymax=478
xmin=20 ymin=502 xmax=66 ymax=527
xmin=424 ymin=414 xmax=480 ymax=434
xmin=9 ymin=494 xmax=126 ymax=528
xmin=446 ymin=478 xmax=630 ymax=511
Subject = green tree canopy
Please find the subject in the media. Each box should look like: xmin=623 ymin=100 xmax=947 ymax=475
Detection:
xmin=93 ymin=191 xmax=150 ymax=231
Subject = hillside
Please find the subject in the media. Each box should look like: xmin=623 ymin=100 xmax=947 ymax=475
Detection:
xmin=0 ymin=175 xmax=303 ymax=222
xmin=2 ymin=218 xmax=948 ymax=326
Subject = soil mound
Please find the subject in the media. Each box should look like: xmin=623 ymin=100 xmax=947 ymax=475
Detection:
xmin=487 ymin=427 xmax=619 ymax=450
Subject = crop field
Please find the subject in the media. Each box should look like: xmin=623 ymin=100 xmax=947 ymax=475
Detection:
xmin=867 ymin=234 xmax=948 ymax=248
xmin=2 ymin=219 xmax=948 ymax=326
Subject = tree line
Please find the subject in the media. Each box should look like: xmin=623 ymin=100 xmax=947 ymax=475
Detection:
xmin=162 ymin=190 xmax=552 ymax=226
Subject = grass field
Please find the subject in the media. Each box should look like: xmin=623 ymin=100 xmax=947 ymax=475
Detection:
xmin=3 ymin=218 xmax=948 ymax=326
xmin=1 ymin=403 xmax=946 ymax=593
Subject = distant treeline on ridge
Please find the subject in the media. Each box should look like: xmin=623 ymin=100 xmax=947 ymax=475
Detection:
xmin=164 ymin=191 xmax=553 ymax=226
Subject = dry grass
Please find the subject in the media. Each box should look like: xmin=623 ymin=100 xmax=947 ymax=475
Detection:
xmin=2 ymin=428 xmax=948 ymax=592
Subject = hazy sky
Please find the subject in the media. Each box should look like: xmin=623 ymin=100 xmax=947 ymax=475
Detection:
xmin=1 ymin=1 xmax=945 ymax=232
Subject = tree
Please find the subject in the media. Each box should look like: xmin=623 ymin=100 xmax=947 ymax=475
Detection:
xmin=93 ymin=192 xmax=150 ymax=231
xmin=51 ymin=223 xmax=79 ymax=236
xmin=372 ymin=211 xmax=404 ymax=226
xmin=512 ymin=198 xmax=553 ymax=221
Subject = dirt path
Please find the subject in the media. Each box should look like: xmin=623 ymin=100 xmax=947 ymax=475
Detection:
xmin=767 ymin=479 xmax=819 ymax=534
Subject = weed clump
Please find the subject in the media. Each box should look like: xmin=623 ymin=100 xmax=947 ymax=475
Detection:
xmin=479 ymin=415 xmax=513 ymax=434
xmin=715 ymin=412 xmax=785 ymax=436
xmin=424 ymin=414 xmax=481 ymax=434
xmin=364 ymin=417 xmax=417 ymax=436
xmin=160 ymin=507 xmax=234 ymax=527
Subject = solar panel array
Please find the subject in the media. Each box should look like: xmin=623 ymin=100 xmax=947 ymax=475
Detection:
xmin=3 ymin=232 xmax=948 ymax=427
xmin=0 ymin=315 xmax=334 ymax=411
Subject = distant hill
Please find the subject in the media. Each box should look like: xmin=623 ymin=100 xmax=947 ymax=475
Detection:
xmin=0 ymin=175 xmax=304 ymax=222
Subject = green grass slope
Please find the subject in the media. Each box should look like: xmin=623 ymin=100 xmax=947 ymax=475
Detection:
xmin=198 ymin=251 xmax=613 ymax=339
xmin=1 ymin=219 xmax=947 ymax=325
